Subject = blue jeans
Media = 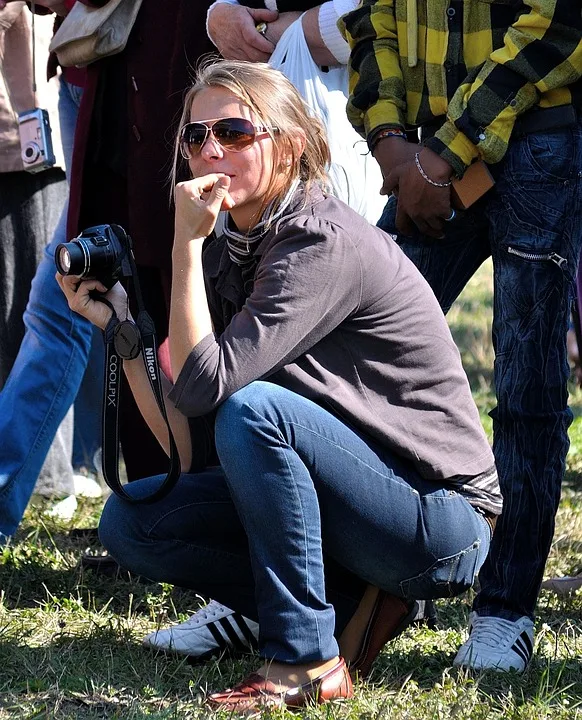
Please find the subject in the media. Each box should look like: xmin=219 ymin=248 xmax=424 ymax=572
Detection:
xmin=99 ymin=381 xmax=490 ymax=663
xmin=378 ymin=123 xmax=582 ymax=621
xmin=0 ymin=80 xmax=94 ymax=538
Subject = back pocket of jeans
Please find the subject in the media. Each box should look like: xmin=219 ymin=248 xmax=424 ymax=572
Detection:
xmin=398 ymin=540 xmax=481 ymax=600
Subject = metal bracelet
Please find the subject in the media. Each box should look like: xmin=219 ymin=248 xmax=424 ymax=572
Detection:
xmin=414 ymin=152 xmax=452 ymax=188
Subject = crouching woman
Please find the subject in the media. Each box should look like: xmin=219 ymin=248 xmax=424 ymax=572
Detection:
xmin=58 ymin=59 xmax=501 ymax=712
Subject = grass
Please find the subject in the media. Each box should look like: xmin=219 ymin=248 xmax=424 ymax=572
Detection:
xmin=1 ymin=260 xmax=582 ymax=719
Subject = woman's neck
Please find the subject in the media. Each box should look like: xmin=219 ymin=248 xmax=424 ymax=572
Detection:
xmin=229 ymin=177 xmax=302 ymax=235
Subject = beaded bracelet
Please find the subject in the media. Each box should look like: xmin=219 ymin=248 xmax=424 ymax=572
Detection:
xmin=414 ymin=152 xmax=452 ymax=188
xmin=368 ymin=128 xmax=407 ymax=153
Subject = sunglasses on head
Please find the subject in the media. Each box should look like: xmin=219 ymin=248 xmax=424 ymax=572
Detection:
xmin=179 ymin=117 xmax=279 ymax=158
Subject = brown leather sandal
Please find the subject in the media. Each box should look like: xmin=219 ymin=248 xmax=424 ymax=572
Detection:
xmin=206 ymin=657 xmax=353 ymax=712
xmin=340 ymin=587 xmax=418 ymax=679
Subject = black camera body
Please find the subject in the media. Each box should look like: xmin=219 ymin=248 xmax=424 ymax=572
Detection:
xmin=55 ymin=224 xmax=132 ymax=289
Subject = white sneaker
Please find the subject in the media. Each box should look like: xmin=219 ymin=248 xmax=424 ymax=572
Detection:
xmin=454 ymin=612 xmax=534 ymax=672
xmin=143 ymin=600 xmax=259 ymax=661
xmin=45 ymin=494 xmax=78 ymax=521
xmin=72 ymin=474 xmax=103 ymax=498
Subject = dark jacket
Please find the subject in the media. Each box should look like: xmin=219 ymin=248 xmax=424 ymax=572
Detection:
xmin=67 ymin=0 xmax=215 ymax=271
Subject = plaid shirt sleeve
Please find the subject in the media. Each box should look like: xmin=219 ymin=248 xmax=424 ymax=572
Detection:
xmin=338 ymin=0 xmax=407 ymax=139
xmin=428 ymin=1 xmax=582 ymax=176
xmin=341 ymin=0 xmax=582 ymax=177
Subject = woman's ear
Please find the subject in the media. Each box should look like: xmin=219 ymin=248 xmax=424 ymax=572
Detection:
xmin=281 ymin=130 xmax=306 ymax=171
xmin=291 ymin=129 xmax=307 ymax=162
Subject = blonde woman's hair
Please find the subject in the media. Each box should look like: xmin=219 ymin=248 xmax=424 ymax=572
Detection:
xmin=172 ymin=58 xmax=331 ymax=225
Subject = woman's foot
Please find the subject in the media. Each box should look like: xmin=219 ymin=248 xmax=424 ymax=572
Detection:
xmin=206 ymin=656 xmax=353 ymax=711
xmin=339 ymin=585 xmax=418 ymax=678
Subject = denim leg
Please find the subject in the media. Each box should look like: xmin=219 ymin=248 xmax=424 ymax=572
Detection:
xmin=57 ymin=80 xmax=105 ymax=472
xmin=57 ymin=78 xmax=82 ymax=177
xmin=0 ymin=79 xmax=92 ymax=538
xmin=0 ymin=226 xmax=93 ymax=536
xmin=214 ymin=382 xmax=490 ymax=663
xmin=99 ymin=468 xmax=259 ymax=616
xmin=381 ymin=125 xmax=582 ymax=621
xmin=99 ymin=469 xmax=366 ymax=635
xmin=72 ymin=324 xmax=104 ymax=470
xmin=378 ymin=194 xmax=490 ymax=313
xmin=474 ymin=125 xmax=582 ymax=620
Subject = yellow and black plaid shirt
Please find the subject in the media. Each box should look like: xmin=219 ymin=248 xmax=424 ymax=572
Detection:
xmin=339 ymin=0 xmax=582 ymax=176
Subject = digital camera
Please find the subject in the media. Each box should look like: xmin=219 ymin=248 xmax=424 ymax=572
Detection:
xmin=55 ymin=224 xmax=132 ymax=290
xmin=18 ymin=108 xmax=56 ymax=173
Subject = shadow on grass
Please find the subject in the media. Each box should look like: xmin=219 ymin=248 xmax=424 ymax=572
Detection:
xmin=0 ymin=635 xmax=255 ymax=718
xmin=369 ymin=645 xmax=582 ymax=704
xmin=1 ymin=633 xmax=581 ymax=717
xmin=0 ymin=554 xmax=197 ymax=617
xmin=563 ymin=470 xmax=582 ymax=493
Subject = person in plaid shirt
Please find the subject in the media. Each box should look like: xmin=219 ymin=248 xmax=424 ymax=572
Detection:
xmin=341 ymin=0 xmax=582 ymax=672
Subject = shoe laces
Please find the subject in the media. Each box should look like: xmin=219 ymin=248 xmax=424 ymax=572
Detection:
xmin=469 ymin=615 xmax=525 ymax=650
xmin=186 ymin=599 xmax=229 ymax=626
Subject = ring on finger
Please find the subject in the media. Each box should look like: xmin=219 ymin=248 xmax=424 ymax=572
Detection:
xmin=255 ymin=22 xmax=268 ymax=37
xmin=444 ymin=208 xmax=456 ymax=222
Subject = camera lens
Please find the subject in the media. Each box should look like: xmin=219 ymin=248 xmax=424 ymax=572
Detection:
xmin=58 ymin=247 xmax=71 ymax=273
xmin=55 ymin=241 xmax=90 ymax=277
xmin=22 ymin=142 xmax=40 ymax=164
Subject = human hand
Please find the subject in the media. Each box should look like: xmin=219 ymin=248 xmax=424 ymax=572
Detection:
xmin=207 ymin=3 xmax=278 ymax=62
xmin=174 ymin=173 xmax=234 ymax=243
xmin=56 ymin=274 xmax=129 ymax=330
xmin=0 ymin=0 xmax=68 ymax=13
xmin=373 ymin=136 xmax=418 ymax=187
xmin=380 ymin=145 xmax=454 ymax=238
xmin=263 ymin=10 xmax=301 ymax=45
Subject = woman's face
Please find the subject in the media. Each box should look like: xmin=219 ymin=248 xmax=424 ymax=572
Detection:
xmin=187 ymin=86 xmax=283 ymax=231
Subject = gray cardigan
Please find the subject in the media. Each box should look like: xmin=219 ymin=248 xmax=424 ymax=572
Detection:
xmin=169 ymin=187 xmax=501 ymax=514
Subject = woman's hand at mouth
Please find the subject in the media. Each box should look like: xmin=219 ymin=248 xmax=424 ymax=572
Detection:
xmin=174 ymin=173 xmax=234 ymax=242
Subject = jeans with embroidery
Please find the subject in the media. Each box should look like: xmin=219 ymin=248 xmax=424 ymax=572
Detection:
xmin=378 ymin=123 xmax=582 ymax=620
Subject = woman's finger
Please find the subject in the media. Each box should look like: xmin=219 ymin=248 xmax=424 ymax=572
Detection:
xmin=179 ymin=174 xmax=229 ymax=199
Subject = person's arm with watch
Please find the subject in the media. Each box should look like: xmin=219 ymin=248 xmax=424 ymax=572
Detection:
xmin=55 ymin=274 xmax=194 ymax=470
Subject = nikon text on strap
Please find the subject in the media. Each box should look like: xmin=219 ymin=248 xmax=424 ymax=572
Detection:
xmin=100 ymin=232 xmax=181 ymax=503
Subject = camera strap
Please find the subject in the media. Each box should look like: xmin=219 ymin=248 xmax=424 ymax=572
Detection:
xmin=100 ymin=251 xmax=182 ymax=503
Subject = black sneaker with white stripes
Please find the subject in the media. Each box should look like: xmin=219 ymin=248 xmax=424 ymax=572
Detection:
xmin=143 ymin=600 xmax=259 ymax=662
xmin=453 ymin=611 xmax=534 ymax=672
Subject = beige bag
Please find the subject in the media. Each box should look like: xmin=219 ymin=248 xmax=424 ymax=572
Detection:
xmin=49 ymin=0 xmax=143 ymax=67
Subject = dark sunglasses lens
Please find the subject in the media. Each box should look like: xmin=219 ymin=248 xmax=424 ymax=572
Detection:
xmin=213 ymin=119 xmax=255 ymax=151
xmin=181 ymin=124 xmax=208 ymax=157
